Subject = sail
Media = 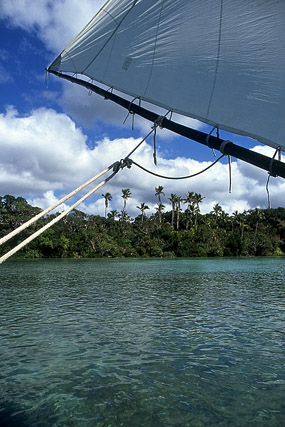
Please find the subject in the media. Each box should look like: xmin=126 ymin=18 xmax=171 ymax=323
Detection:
xmin=48 ymin=0 xmax=285 ymax=151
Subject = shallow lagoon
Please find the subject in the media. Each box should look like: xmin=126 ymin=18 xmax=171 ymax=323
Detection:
xmin=0 ymin=258 xmax=284 ymax=426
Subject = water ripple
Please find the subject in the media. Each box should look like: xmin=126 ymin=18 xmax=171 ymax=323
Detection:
xmin=0 ymin=258 xmax=284 ymax=426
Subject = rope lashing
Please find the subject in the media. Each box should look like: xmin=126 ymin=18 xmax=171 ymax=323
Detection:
xmin=206 ymin=126 xmax=218 ymax=157
xmin=123 ymin=96 xmax=139 ymax=129
xmin=104 ymin=86 xmax=114 ymax=99
xmin=112 ymin=157 xmax=133 ymax=173
xmin=150 ymin=114 xmax=170 ymax=166
xmin=266 ymin=146 xmax=281 ymax=208
xmin=219 ymin=140 xmax=231 ymax=154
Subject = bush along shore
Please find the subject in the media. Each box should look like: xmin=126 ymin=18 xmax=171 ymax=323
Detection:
xmin=1 ymin=192 xmax=285 ymax=259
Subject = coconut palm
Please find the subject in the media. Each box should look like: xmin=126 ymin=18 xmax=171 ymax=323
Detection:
xmin=155 ymin=202 xmax=165 ymax=223
xmin=107 ymin=209 xmax=119 ymax=220
xmin=252 ymin=208 xmax=265 ymax=249
xmin=168 ymin=193 xmax=178 ymax=228
xmin=183 ymin=191 xmax=195 ymax=230
xmin=121 ymin=188 xmax=132 ymax=212
xmin=175 ymin=196 xmax=182 ymax=230
xmin=211 ymin=203 xmax=223 ymax=224
xmin=119 ymin=210 xmax=130 ymax=222
xmin=193 ymin=192 xmax=204 ymax=226
xmin=102 ymin=192 xmax=112 ymax=218
xmin=137 ymin=202 xmax=149 ymax=222
xmin=155 ymin=185 xmax=165 ymax=203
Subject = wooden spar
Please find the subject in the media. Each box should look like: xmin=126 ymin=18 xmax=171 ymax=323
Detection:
xmin=47 ymin=69 xmax=285 ymax=179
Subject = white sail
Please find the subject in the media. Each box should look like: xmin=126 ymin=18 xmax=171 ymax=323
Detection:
xmin=49 ymin=0 xmax=285 ymax=150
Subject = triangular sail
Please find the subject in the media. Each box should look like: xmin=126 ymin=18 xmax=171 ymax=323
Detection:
xmin=48 ymin=0 xmax=285 ymax=150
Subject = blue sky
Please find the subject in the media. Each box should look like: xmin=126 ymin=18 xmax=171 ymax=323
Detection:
xmin=0 ymin=0 xmax=284 ymax=219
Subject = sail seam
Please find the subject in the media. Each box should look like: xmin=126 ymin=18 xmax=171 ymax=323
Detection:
xmin=206 ymin=0 xmax=224 ymax=120
xmin=81 ymin=0 xmax=139 ymax=75
xmin=143 ymin=0 xmax=165 ymax=98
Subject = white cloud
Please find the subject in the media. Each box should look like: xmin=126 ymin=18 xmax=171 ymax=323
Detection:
xmin=1 ymin=107 xmax=284 ymax=220
xmin=27 ymin=190 xmax=67 ymax=213
xmin=0 ymin=0 xmax=105 ymax=53
xmin=1 ymin=0 xmax=207 ymax=136
xmin=58 ymin=81 xmax=206 ymax=137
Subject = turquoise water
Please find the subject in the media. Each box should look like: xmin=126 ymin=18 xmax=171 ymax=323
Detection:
xmin=0 ymin=258 xmax=284 ymax=426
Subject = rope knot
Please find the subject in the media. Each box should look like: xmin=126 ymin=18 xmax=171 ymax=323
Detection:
xmin=113 ymin=158 xmax=133 ymax=172
xmin=152 ymin=115 xmax=164 ymax=130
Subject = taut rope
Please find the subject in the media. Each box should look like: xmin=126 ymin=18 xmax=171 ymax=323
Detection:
xmin=0 ymin=163 xmax=116 ymax=247
xmin=0 ymin=118 xmax=226 ymax=264
xmin=0 ymin=167 xmax=118 ymax=264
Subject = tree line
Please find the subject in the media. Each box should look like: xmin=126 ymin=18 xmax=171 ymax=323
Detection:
xmin=1 ymin=190 xmax=285 ymax=259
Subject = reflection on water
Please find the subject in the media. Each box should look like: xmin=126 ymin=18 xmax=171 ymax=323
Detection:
xmin=0 ymin=258 xmax=284 ymax=426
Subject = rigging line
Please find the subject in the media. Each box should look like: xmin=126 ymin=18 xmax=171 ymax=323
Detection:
xmin=0 ymin=169 xmax=119 ymax=265
xmin=143 ymin=0 xmax=165 ymax=97
xmin=266 ymin=146 xmax=281 ymax=208
xmin=228 ymin=155 xmax=232 ymax=193
xmin=131 ymin=154 xmax=224 ymax=180
xmin=206 ymin=0 xmax=224 ymax=119
xmin=46 ymin=70 xmax=285 ymax=179
xmin=0 ymin=163 xmax=116 ymax=247
xmin=81 ymin=0 xmax=139 ymax=75
xmin=125 ymin=128 xmax=155 ymax=159
xmin=124 ymin=113 xmax=169 ymax=160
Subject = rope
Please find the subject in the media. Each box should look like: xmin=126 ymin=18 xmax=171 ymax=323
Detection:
xmin=228 ymin=155 xmax=232 ymax=193
xmin=205 ymin=126 xmax=218 ymax=157
xmin=131 ymin=154 xmax=224 ymax=180
xmin=0 ymin=116 xmax=223 ymax=263
xmin=266 ymin=146 xmax=281 ymax=208
xmin=0 ymin=169 xmax=118 ymax=264
xmin=153 ymin=126 xmax=157 ymax=165
xmin=0 ymin=163 xmax=116 ymax=247
xmin=123 ymin=96 xmax=138 ymax=128
xmin=0 ymin=126 xmax=159 ymax=263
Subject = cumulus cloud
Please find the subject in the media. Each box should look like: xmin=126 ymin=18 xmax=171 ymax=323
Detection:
xmin=1 ymin=107 xmax=284 ymax=220
xmin=0 ymin=3 xmax=284 ymax=220
xmin=0 ymin=0 xmax=105 ymax=54
xmin=1 ymin=0 xmax=206 ymax=135
xmin=58 ymin=80 xmax=206 ymax=138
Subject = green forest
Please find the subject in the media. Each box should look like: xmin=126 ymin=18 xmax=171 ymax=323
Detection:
xmin=1 ymin=189 xmax=285 ymax=260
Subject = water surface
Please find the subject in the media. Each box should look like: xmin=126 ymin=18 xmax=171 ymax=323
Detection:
xmin=0 ymin=258 xmax=284 ymax=426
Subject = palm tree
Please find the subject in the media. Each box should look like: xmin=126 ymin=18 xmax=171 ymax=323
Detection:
xmin=155 ymin=202 xmax=165 ymax=223
xmin=183 ymin=191 xmax=195 ymax=230
xmin=175 ymin=196 xmax=182 ymax=230
xmin=107 ymin=209 xmax=119 ymax=220
xmin=102 ymin=192 xmax=112 ymax=218
xmin=252 ymin=208 xmax=265 ymax=250
xmin=137 ymin=202 xmax=149 ymax=222
xmin=168 ymin=193 xmax=178 ymax=228
xmin=122 ymin=188 xmax=132 ymax=212
xmin=119 ymin=210 xmax=130 ymax=222
xmin=155 ymin=185 xmax=165 ymax=203
xmin=211 ymin=203 xmax=223 ymax=224
xmin=193 ymin=192 xmax=204 ymax=227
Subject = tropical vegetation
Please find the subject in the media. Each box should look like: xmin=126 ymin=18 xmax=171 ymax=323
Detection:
xmin=1 ymin=191 xmax=285 ymax=259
